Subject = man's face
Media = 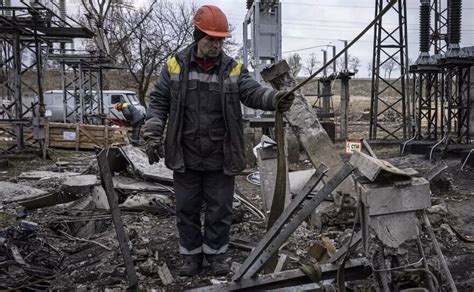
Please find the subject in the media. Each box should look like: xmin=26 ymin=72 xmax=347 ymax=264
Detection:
xmin=197 ymin=36 xmax=225 ymax=59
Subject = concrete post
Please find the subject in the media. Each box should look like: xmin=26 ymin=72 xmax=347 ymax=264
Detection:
xmin=340 ymin=77 xmax=350 ymax=140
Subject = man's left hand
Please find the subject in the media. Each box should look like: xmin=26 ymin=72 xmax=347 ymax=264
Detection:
xmin=274 ymin=91 xmax=295 ymax=112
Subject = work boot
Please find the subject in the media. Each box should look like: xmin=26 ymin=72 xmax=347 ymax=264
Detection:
xmin=206 ymin=254 xmax=230 ymax=276
xmin=178 ymin=254 xmax=203 ymax=277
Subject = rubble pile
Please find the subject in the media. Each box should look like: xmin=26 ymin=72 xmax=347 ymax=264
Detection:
xmin=0 ymin=221 xmax=63 ymax=290
xmin=0 ymin=146 xmax=472 ymax=290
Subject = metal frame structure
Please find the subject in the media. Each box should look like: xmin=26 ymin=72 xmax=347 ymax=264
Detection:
xmin=431 ymin=0 xmax=448 ymax=55
xmin=242 ymin=0 xmax=282 ymax=120
xmin=441 ymin=61 xmax=471 ymax=144
xmin=0 ymin=1 xmax=99 ymax=153
xmin=243 ymin=0 xmax=282 ymax=82
xmin=370 ymin=0 xmax=409 ymax=140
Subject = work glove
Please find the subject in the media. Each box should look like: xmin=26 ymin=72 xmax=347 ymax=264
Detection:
xmin=273 ymin=90 xmax=295 ymax=112
xmin=144 ymin=117 xmax=165 ymax=165
xmin=145 ymin=137 xmax=164 ymax=165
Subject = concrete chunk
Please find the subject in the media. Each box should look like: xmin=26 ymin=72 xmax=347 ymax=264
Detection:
xmin=120 ymin=145 xmax=173 ymax=183
xmin=0 ymin=182 xmax=48 ymax=203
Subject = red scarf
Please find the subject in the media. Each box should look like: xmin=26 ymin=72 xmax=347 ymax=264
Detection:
xmin=195 ymin=55 xmax=217 ymax=72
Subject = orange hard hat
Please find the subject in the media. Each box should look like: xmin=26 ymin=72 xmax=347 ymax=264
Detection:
xmin=193 ymin=5 xmax=231 ymax=38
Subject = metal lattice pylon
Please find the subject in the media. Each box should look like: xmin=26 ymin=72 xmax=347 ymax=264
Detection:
xmin=370 ymin=0 xmax=409 ymax=140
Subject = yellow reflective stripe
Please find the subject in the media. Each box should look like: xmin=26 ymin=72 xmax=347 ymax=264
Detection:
xmin=230 ymin=62 xmax=242 ymax=77
xmin=167 ymin=56 xmax=181 ymax=74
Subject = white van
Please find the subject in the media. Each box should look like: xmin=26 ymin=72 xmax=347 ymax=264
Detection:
xmin=42 ymin=90 xmax=146 ymax=123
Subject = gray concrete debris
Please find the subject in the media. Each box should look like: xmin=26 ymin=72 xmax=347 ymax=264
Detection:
xmin=112 ymin=176 xmax=169 ymax=192
xmin=18 ymin=171 xmax=80 ymax=180
xmin=120 ymin=145 xmax=173 ymax=183
xmin=121 ymin=193 xmax=174 ymax=214
xmin=285 ymin=94 xmax=355 ymax=197
xmin=369 ymin=212 xmax=419 ymax=248
xmin=17 ymin=175 xmax=100 ymax=209
xmin=92 ymin=186 xmax=110 ymax=210
xmin=350 ymin=151 xmax=416 ymax=182
xmin=157 ymin=263 xmax=175 ymax=285
xmin=0 ymin=182 xmax=48 ymax=203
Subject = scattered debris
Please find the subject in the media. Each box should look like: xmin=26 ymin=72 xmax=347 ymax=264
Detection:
xmin=119 ymin=145 xmax=173 ymax=183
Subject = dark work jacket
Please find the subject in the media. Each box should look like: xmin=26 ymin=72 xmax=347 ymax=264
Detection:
xmin=146 ymin=43 xmax=277 ymax=175
xmin=122 ymin=103 xmax=145 ymax=126
xmin=181 ymin=52 xmax=225 ymax=171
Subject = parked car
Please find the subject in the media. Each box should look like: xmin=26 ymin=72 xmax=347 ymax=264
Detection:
xmin=41 ymin=90 xmax=146 ymax=123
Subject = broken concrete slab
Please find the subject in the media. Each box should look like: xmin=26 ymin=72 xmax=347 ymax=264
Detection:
xmin=350 ymin=151 xmax=415 ymax=182
xmin=18 ymin=171 xmax=80 ymax=180
xmin=119 ymin=145 xmax=173 ymax=183
xmin=112 ymin=176 xmax=170 ymax=192
xmin=17 ymin=175 xmax=100 ymax=209
xmin=370 ymin=212 xmax=419 ymax=248
xmin=0 ymin=182 xmax=48 ymax=203
xmin=92 ymin=186 xmax=110 ymax=210
xmin=285 ymin=94 xmax=355 ymax=198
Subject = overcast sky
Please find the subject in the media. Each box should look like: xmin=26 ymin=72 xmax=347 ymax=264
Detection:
xmin=184 ymin=0 xmax=474 ymax=77
xmin=10 ymin=0 xmax=471 ymax=77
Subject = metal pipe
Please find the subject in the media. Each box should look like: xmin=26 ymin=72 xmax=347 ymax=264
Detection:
xmin=421 ymin=211 xmax=457 ymax=291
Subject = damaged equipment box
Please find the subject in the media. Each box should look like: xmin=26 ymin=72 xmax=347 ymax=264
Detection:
xmin=357 ymin=177 xmax=431 ymax=216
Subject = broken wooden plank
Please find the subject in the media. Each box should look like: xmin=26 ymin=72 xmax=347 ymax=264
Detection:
xmin=97 ymin=149 xmax=138 ymax=289
xmin=119 ymin=145 xmax=173 ymax=183
xmin=157 ymin=263 xmax=175 ymax=286
xmin=274 ymin=254 xmax=288 ymax=273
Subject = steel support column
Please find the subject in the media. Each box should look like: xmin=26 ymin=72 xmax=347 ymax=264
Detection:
xmin=370 ymin=0 xmax=409 ymax=140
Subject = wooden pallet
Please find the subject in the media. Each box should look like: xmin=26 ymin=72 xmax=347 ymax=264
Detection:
xmin=0 ymin=122 xmax=129 ymax=150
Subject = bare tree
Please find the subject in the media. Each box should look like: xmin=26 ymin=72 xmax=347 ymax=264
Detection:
xmin=287 ymin=53 xmax=302 ymax=78
xmin=304 ymin=53 xmax=319 ymax=76
xmin=367 ymin=61 xmax=373 ymax=78
xmin=335 ymin=53 xmax=361 ymax=73
xmin=381 ymin=57 xmax=399 ymax=79
xmin=80 ymin=0 xmax=114 ymax=54
xmin=349 ymin=56 xmax=361 ymax=75
xmin=107 ymin=1 xmax=196 ymax=106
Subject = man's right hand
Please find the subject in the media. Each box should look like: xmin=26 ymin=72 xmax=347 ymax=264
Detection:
xmin=145 ymin=138 xmax=164 ymax=165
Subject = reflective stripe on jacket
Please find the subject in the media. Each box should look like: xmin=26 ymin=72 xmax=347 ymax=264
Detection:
xmin=146 ymin=43 xmax=277 ymax=175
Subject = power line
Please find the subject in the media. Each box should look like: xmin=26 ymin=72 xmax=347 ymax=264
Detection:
xmin=282 ymin=2 xmax=474 ymax=10
xmin=283 ymin=44 xmax=329 ymax=53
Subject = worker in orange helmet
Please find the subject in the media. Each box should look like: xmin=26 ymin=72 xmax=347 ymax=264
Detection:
xmin=144 ymin=5 xmax=295 ymax=276
xmin=114 ymin=102 xmax=145 ymax=146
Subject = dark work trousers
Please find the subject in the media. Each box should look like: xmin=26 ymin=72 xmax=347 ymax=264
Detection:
xmin=173 ymin=169 xmax=235 ymax=255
